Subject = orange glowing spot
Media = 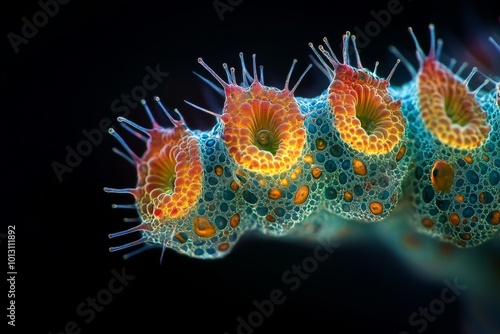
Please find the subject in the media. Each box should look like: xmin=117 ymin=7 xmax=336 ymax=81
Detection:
xmin=396 ymin=145 xmax=406 ymax=162
xmin=280 ymin=178 xmax=290 ymax=187
xmin=460 ymin=233 xmax=472 ymax=241
xmin=421 ymin=218 xmax=434 ymax=228
xmin=316 ymin=138 xmax=327 ymax=150
xmin=295 ymin=168 xmax=303 ymax=175
xmin=449 ymin=213 xmax=460 ymax=226
xmin=487 ymin=210 xmax=500 ymax=225
xmin=430 ymin=160 xmax=454 ymax=193
xmin=174 ymin=233 xmax=187 ymax=243
xmin=478 ymin=192 xmax=492 ymax=204
xmin=344 ymin=191 xmax=353 ymax=202
xmin=455 ymin=194 xmax=464 ymax=203
xmin=268 ymin=188 xmax=283 ymax=200
xmin=290 ymin=172 xmax=298 ymax=180
xmin=230 ymin=214 xmax=240 ymax=228
xmin=311 ymin=167 xmax=322 ymax=179
xmin=214 ymin=165 xmax=224 ymax=176
xmin=193 ymin=216 xmax=216 ymax=238
xmin=294 ymin=185 xmax=309 ymax=204
xmin=464 ymin=156 xmax=473 ymax=164
xmin=370 ymin=202 xmax=384 ymax=215
xmin=218 ymin=243 xmax=230 ymax=251
xmin=259 ymin=179 xmax=266 ymax=187
xmin=230 ymin=180 xmax=240 ymax=191
xmin=304 ymin=154 xmax=314 ymax=164
xmin=352 ymin=159 xmax=367 ymax=175
xmin=265 ymin=215 xmax=276 ymax=222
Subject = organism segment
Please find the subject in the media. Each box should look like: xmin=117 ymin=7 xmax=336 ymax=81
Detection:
xmin=392 ymin=24 xmax=500 ymax=248
xmin=106 ymin=99 xmax=250 ymax=259
xmin=196 ymin=54 xmax=321 ymax=236
xmin=307 ymin=32 xmax=411 ymax=222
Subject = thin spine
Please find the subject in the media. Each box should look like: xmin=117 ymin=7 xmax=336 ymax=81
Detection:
xmin=108 ymin=128 xmax=141 ymax=164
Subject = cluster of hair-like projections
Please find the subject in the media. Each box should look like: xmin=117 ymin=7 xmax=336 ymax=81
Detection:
xmin=105 ymin=24 xmax=500 ymax=260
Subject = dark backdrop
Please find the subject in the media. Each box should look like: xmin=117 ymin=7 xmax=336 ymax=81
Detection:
xmin=2 ymin=0 xmax=499 ymax=333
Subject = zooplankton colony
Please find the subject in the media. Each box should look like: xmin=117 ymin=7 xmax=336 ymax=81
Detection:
xmin=103 ymin=24 xmax=500 ymax=261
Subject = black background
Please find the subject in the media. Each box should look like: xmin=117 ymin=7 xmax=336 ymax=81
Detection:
xmin=2 ymin=0 xmax=500 ymax=333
